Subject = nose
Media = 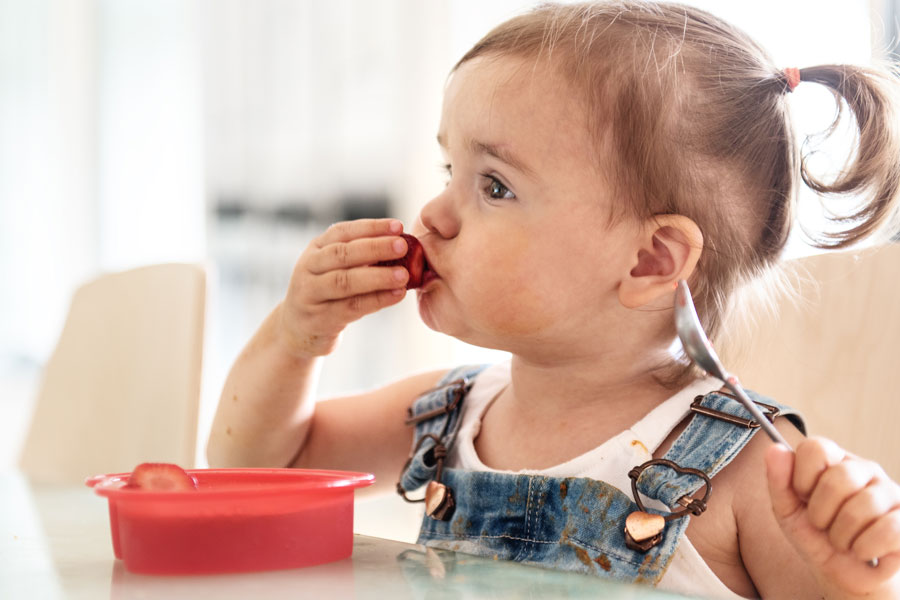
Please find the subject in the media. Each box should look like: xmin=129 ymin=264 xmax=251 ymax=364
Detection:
xmin=418 ymin=188 xmax=460 ymax=240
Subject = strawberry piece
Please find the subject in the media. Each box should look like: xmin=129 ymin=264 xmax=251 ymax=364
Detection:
xmin=376 ymin=233 xmax=427 ymax=289
xmin=125 ymin=463 xmax=198 ymax=491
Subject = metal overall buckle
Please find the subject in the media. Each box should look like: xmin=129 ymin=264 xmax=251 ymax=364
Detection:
xmin=689 ymin=392 xmax=780 ymax=428
xmin=624 ymin=458 xmax=711 ymax=552
xmin=395 ymin=378 xmax=469 ymax=521
xmin=396 ymin=433 xmax=456 ymax=521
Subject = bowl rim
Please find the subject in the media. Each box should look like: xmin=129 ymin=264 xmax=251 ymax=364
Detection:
xmin=86 ymin=467 xmax=375 ymax=500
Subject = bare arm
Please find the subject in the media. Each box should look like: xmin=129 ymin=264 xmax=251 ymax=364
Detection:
xmin=206 ymin=218 xmax=432 ymax=482
xmin=207 ymin=302 xmax=322 ymax=469
xmin=735 ymin=420 xmax=900 ymax=599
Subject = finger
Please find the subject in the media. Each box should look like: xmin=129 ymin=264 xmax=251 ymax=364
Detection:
xmin=851 ymin=507 xmax=900 ymax=563
xmin=307 ymin=235 xmax=408 ymax=275
xmin=331 ymin=287 xmax=408 ymax=322
xmin=806 ymin=458 xmax=881 ymax=531
xmin=828 ymin=480 xmax=898 ymax=551
xmin=766 ymin=443 xmax=804 ymax=521
xmin=792 ymin=437 xmax=846 ymax=500
xmin=314 ymin=219 xmax=403 ymax=247
xmin=311 ymin=266 xmax=408 ymax=302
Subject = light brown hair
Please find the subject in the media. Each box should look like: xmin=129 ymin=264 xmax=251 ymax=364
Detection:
xmin=455 ymin=1 xmax=900 ymax=363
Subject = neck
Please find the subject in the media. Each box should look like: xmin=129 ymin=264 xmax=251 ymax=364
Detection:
xmin=472 ymin=347 xmax=690 ymax=471
xmin=505 ymin=346 xmax=681 ymax=429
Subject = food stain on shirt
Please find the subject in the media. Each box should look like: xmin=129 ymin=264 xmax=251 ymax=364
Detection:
xmin=630 ymin=439 xmax=650 ymax=455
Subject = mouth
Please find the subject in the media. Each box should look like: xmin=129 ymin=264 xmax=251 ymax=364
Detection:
xmin=420 ymin=255 xmax=438 ymax=287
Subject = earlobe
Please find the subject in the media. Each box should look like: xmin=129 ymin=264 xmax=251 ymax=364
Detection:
xmin=619 ymin=215 xmax=703 ymax=309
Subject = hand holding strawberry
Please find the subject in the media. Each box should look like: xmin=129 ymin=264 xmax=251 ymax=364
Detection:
xmin=278 ymin=219 xmax=422 ymax=358
xmin=766 ymin=438 xmax=900 ymax=597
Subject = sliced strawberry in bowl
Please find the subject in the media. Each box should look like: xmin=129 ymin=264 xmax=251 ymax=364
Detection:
xmin=376 ymin=233 xmax=428 ymax=289
xmin=124 ymin=462 xmax=198 ymax=491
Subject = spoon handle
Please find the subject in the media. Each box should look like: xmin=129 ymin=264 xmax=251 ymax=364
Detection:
xmin=720 ymin=374 xmax=793 ymax=450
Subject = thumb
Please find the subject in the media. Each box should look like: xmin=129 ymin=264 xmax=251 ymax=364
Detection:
xmin=765 ymin=443 xmax=804 ymax=521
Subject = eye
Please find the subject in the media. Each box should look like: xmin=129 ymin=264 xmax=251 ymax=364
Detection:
xmin=483 ymin=175 xmax=516 ymax=200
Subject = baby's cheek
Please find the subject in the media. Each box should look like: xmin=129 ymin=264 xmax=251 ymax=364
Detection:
xmin=472 ymin=270 xmax=560 ymax=336
xmin=461 ymin=231 xmax=566 ymax=334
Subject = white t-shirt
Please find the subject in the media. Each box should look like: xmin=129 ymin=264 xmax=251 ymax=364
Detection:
xmin=445 ymin=361 xmax=749 ymax=600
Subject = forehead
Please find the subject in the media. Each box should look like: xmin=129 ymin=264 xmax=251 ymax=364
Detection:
xmin=439 ymin=55 xmax=595 ymax=171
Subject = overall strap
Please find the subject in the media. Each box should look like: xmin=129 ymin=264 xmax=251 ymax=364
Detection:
xmin=397 ymin=364 xmax=488 ymax=495
xmin=635 ymin=389 xmax=805 ymax=510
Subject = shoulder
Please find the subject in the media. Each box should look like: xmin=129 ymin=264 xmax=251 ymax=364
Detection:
xmin=291 ymin=367 xmax=452 ymax=491
xmin=318 ymin=367 xmax=454 ymax=422
xmin=723 ymin=416 xmax=806 ymax=518
xmin=708 ymin=391 xmax=808 ymax=514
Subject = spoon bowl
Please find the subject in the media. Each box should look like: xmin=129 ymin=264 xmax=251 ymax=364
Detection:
xmin=674 ymin=280 xmax=791 ymax=448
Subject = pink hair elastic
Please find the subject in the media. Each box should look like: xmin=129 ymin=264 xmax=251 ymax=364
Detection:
xmin=783 ymin=67 xmax=801 ymax=92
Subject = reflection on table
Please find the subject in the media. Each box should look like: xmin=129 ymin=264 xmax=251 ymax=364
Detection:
xmin=0 ymin=471 xmax=689 ymax=599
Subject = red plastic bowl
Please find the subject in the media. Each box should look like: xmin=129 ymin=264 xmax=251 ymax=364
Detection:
xmin=86 ymin=468 xmax=375 ymax=574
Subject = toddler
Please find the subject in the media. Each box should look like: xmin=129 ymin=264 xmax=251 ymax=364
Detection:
xmin=208 ymin=2 xmax=900 ymax=598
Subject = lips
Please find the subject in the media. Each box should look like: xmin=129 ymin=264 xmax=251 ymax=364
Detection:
xmin=417 ymin=237 xmax=439 ymax=288
xmin=420 ymin=258 xmax=438 ymax=287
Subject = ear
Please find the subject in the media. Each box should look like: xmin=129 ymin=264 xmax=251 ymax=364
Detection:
xmin=618 ymin=214 xmax=703 ymax=309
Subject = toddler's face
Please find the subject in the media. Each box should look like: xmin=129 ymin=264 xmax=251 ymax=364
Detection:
xmin=413 ymin=55 xmax=642 ymax=357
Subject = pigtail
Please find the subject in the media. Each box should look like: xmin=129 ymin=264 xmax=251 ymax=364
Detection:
xmin=795 ymin=64 xmax=900 ymax=248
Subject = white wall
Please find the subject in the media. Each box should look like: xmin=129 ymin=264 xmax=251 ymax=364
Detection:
xmin=0 ymin=0 xmax=208 ymax=469
xmin=0 ymin=0 xmax=890 ymax=471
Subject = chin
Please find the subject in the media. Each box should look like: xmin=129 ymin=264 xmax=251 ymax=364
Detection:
xmin=416 ymin=290 xmax=469 ymax=340
xmin=416 ymin=290 xmax=442 ymax=333
xmin=416 ymin=293 xmax=510 ymax=351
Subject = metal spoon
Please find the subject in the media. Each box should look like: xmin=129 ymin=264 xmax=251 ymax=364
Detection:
xmin=674 ymin=280 xmax=882 ymax=568
xmin=674 ymin=279 xmax=792 ymax=449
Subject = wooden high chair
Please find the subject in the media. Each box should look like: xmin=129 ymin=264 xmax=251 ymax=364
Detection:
xmin=727 ymin=243 xmax=900 ymax=480
xmin=18 ymin=263 xmax=206 ymax=483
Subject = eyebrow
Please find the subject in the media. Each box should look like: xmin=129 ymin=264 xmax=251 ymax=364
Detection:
xmin=436 ymin=133 xmax=536 ymax=177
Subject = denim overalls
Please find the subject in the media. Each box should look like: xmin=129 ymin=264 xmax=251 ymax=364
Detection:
xmin=397 ymin=364 xmax=803 ymax=586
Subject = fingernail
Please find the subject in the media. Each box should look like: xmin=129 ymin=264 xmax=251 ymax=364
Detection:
xmin=393 ymin=238 xmax=406 ymax=254
xmin=392 ymin=288 xmax=404 ymax=296
xmin=393 ymin=268 xmax=407 ymax=282
xmin=389 ymin=220 xmax=402 ymax=233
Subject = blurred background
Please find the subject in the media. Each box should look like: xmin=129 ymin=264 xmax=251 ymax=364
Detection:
xmin=0 ymin=0 xmax=896 ymax=471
